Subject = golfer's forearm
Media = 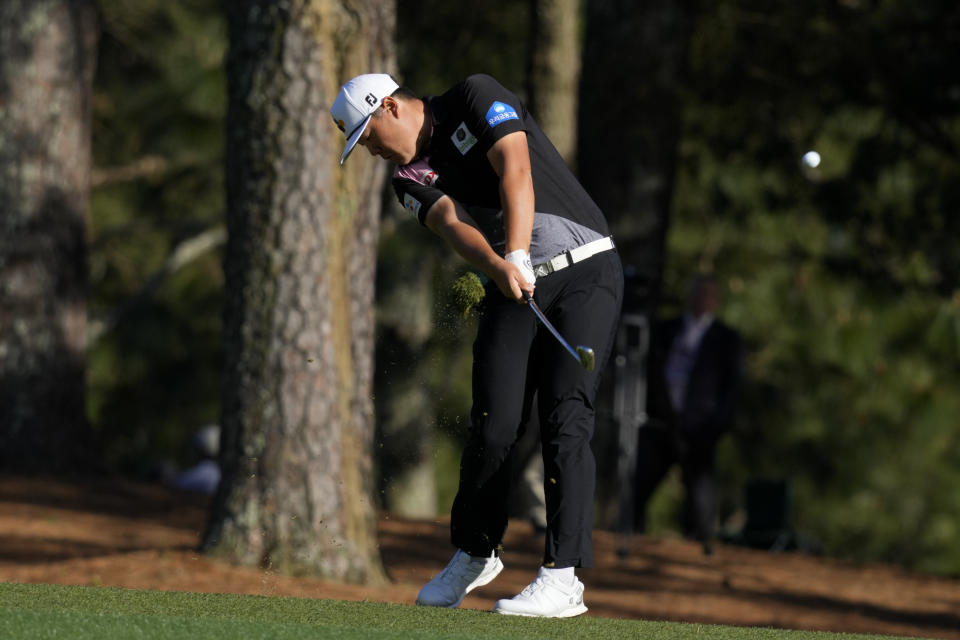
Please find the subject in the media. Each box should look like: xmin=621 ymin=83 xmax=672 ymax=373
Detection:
xmin=499 ymin=167 xmax=534 ymax=255
xmin=425 ymin=198 xmax=502 ymax=274
xmin=487 ymin=131 xmax=534 ymax=255
xmin=442 ymin=225 xmax=500 ymax=272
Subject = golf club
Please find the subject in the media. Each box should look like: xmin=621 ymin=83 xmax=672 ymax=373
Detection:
xmin=523 ymin=292 xmax=596 ymax=371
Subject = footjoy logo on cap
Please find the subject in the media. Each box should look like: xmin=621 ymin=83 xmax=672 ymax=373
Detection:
xmin=486 ymin=101 xmax=519 ymax=127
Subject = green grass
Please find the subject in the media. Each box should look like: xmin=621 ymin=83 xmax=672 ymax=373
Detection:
xmin=0 ymin=582 xmax=913 ymax=640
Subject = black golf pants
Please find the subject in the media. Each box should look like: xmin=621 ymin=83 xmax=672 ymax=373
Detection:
xmin=450 ymin=250 xmax=623 ymax=568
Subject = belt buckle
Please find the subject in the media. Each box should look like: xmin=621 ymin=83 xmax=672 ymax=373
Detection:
xmin=550 ymin=253 xmax=569 ymax=272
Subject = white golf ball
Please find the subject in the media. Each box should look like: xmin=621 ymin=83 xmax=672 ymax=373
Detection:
xmin=801 ymin=150 xmax=821 ymax=168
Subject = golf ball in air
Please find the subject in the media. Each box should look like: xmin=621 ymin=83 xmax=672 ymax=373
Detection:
xmin=801 ymin=150 xmax=821 ymax=168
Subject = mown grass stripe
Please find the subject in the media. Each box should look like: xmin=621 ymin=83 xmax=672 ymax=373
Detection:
xmin=0 ymin=582 xmax=911 ymax=640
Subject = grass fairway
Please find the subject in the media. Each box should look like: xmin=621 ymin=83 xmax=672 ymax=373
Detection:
xmin=0 ymin=582 xmax=913 ymax=640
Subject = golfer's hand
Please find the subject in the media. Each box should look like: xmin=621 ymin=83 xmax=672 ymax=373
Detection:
xmin=494 ymin=254 xmax=535 ymax=302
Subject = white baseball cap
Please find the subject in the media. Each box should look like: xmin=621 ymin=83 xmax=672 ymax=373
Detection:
xmin=330 ymin=73 xmax=400 ymax=165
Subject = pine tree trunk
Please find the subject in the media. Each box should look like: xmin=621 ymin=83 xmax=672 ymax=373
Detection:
xmin=578 ymin=0 xmax=696 ymax=313
xmin=0 ymin=0 xmax=98 ymax=473
xmin=527 ymin=0 xmax=583 ymax=165
xmin=577 ymin=0 xmax=696 ymax=531
xmin=203 ymin=0 xmax=392 ymax=583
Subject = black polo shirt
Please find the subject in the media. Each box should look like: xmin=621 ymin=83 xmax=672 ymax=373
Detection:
xmin=392 ymin=74 xmax=610 ymax=265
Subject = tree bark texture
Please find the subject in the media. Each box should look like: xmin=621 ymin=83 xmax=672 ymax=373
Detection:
xmin=578 ymin=0 xmax=696 ymax=314
xmin=203 ymin=0 xmax=392 ymax=583
xmin=0 ymin=0 xmax=98 ymax=472
xmin=527 ymin=0 xmax=583 ymax=166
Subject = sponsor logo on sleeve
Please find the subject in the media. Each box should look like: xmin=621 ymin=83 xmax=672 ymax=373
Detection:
xmin=403 ymin=193 xmax=422 ymax=217
xmin=485 ymin=101 xmax=519 ymax=127
xmin=451 ymin=122 xmax=478 ymax=155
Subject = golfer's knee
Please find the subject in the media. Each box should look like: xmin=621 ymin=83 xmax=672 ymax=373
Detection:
xmin=544 ymin=398 xmax=594 ymax=442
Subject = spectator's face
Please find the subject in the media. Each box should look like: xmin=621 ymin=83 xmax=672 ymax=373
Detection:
xmin=688 ymin=281 xmax=719 ymax=317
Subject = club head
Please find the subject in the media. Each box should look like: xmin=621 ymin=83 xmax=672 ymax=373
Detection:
xmin=576 ymin=346 xmax=595 ymax=372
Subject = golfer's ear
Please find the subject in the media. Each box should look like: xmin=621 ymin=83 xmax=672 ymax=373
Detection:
xmin=382 ymin=96 xmax=400 ymax=117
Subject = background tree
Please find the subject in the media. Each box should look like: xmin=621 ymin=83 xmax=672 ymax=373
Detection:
xmin=201 ymin=0 xmax=392 ymax=583
xmin=0 ymin=0 xmax=99 ymax=473
xmin=526 ymin=0 xmax=583 ymax=165
xmin=577 ymin=0 xmax=698 ymax=525
xmin=579 ymin=0 xmax=697 ymax=314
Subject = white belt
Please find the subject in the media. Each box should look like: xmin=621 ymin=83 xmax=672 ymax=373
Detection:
xmin=532 ymin=236 xmax=615 ymax=278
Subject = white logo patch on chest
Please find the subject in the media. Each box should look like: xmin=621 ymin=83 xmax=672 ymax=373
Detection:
xmin=451 ymin=122 xmax=478 ymax=155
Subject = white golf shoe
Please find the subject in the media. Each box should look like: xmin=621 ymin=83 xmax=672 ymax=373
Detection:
xmin=416 ymin=549 xmax=503 ymax=608
xmin=493 ymin=567 xmax=588 ymax=618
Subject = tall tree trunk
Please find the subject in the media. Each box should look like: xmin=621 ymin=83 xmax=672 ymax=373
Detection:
xmin=0 ymin=0 xmax=98 ymax=473
xmin=527 ymin=0 xmax=583 ymax=165
xmin=578 ymin=0 xmax=696 ymax=314
xmin=577 ymin=0 xmax=697 ymax=531
xmin=203 ymin=0 xmax=392 ymax=584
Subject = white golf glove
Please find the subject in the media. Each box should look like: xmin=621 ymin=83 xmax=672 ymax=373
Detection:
xmin=505 ymin=249 xmax=536 ymax=285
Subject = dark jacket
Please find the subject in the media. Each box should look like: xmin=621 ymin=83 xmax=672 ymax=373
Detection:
xmin=646 ymin=316 xmax=743 ymax=441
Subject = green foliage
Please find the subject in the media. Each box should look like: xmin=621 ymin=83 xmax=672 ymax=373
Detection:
xmin=88 ymin=0 xmax=226 ymax=474
xmin=670 ymin=0 xmax=960 ymax=574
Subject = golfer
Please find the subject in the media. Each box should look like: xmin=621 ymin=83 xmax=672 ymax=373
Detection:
xmin=331 ymin=73 xmax=623 ymax=618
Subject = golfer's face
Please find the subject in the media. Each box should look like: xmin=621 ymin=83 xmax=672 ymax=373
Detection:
xmin=358 ymin=111 xmax=412 ymax=165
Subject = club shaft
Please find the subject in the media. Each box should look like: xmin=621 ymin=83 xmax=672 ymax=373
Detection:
xmin=525 ymin=295 xmax=583 ymax=365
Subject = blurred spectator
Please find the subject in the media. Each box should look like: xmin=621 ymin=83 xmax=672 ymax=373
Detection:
xmin=165 ymin=424 xmax=221 ymax=495
xmin=635 ymin=274 xmax=743 ymax=554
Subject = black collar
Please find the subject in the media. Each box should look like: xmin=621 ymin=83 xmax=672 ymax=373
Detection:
xmin=423 ymin=95 xmax=444 ymax=156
